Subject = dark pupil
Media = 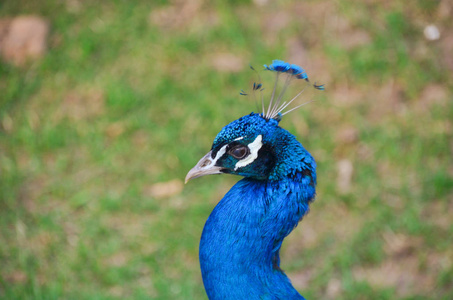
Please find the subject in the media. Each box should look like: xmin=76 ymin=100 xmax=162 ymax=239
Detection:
xmin=231 ymin=146 xmax=248 ymax=159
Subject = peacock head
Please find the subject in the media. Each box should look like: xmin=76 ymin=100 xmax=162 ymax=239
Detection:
xmin=185 ymin=60 xmax=323 ymax=183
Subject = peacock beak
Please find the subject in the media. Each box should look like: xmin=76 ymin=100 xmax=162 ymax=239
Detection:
xmin=185 ymin=151 xmax=224 ymax=183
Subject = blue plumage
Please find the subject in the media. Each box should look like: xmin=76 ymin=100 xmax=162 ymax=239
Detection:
xmin=186 ymin=60 xmax=323 ymax=299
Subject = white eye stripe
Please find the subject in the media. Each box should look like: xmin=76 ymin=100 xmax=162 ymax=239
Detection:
xmin=212 ymin=144 xmax=228 ymax=164
xmin=234 ymin=135 xmax=263 ymax=171
xmin=234 ymin=136 xmax=244 ymax=141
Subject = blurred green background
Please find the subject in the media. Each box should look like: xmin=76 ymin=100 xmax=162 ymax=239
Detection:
xmin=1 ymin=0 xmax=452 ymax=299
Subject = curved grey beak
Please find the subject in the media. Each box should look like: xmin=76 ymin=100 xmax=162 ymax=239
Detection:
xmin=185 ymin=150 xmax=223 ymax=183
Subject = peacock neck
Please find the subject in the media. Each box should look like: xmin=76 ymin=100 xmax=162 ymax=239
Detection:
xmin=199 ymin=172 xmax=315 ymax=300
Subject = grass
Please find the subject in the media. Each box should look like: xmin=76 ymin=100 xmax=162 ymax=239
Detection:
xmin=1 ymin=0 xmax=452 ymax=299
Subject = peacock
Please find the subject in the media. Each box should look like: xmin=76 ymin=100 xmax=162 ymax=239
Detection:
xmin=185 ymin=60 xmax=324 ymax=300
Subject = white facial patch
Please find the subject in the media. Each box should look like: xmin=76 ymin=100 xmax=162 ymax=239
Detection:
xmin=234 ymin=135 xmax=263 ymax=171
xmin=210 ymin=144 xmax=227 ymax=166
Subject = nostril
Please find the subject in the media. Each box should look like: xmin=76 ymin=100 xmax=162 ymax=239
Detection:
xmin=200 ymin=159 xmax=211 ymax=168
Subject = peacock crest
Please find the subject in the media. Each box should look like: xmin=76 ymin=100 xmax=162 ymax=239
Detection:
xmin=240 ymin=59 xmax=324 ymax=121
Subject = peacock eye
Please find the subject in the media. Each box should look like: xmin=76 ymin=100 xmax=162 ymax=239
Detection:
xmin=229 ymin=146 xmax=249 ymax=159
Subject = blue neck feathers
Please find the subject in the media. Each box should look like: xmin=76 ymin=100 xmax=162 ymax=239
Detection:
xmin=200 ymin=161 xmax=315 ymax=299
